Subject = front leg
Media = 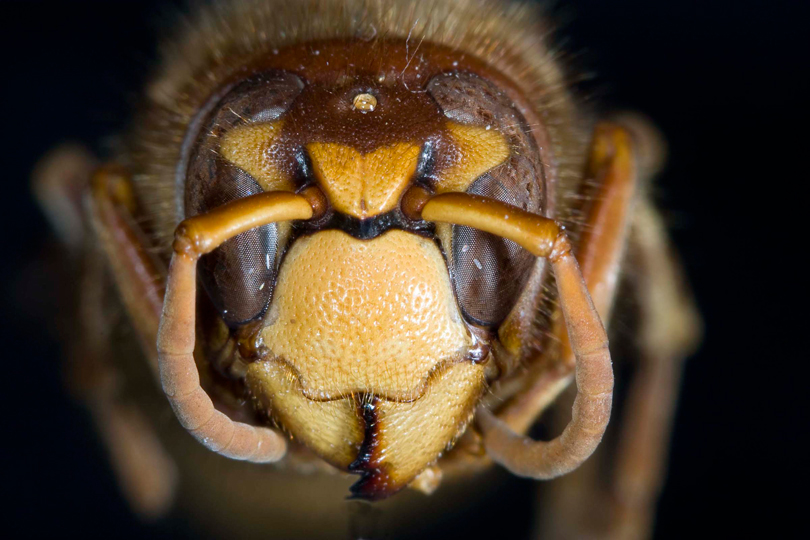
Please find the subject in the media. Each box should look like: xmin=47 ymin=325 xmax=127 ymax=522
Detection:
xmin=88 ymin=165 xmax=167 ymax=374
xmin=608 ymin=198 xmax=700 ymax=538
xmin=538 ymin=126 xmax=701 ymax=540
xmin=35 ymin=149 xmax=177 ymax=517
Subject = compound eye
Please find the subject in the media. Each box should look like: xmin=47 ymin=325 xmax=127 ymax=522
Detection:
xmin=428 ymin=72 xmax=544 ymax=326
xmin=184 ymin=71 xmax=303 ymax=326
xmin=451 ymin=165 xmax=538 ymax=326
xmin=196 ymin=170 xmax=278 ymax=326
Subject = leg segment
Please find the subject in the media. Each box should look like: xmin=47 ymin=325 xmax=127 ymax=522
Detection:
xmin=32 ymin=144 xmax=97 ymax=248
xmin=36 ymin=151 xmax=177 ymax=517
xmin=537 ymin=120 xmax=701 ymax=539
xmin=75 ymin=242 xmax=179 ymax=519
xmin=604 ymin=198 xmax=701 ymax=539
xmin=89 ymin=165 xmax=167 ymax=374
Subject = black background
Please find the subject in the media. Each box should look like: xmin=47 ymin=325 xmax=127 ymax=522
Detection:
xmin=2 ymin=0 xmax=807 ymax=538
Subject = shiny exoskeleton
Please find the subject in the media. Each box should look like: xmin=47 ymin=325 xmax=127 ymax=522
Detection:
xmin=34 ymin=1 xmax=699 ymax=538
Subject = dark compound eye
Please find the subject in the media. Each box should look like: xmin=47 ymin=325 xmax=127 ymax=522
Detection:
xmin=196 ymin=169 xmax=278 ymax=327
xmin=451 ymin=168 xmax=537 ymax=326
xmin=428 ymin=71 xmax=545 ymax=326
xmin=184 ymin=71 xmax=303 ymax=326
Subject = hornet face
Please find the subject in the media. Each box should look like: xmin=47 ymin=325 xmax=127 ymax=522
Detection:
xmin=181 ymin=40 xmax=550 ymax=498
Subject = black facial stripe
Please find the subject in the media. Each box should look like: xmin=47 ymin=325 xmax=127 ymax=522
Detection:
xmin=295 ymin=209 xmax=433 ymax=240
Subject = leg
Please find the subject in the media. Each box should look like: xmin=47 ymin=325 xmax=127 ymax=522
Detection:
xmin=609 ymin=198 xmax=700 ymax=538
xmin=76 ymin=255 xmax=178 ymax=518
xmin=32 ymin=144 xmax=97 ymax=248
xmin=35 ymin=149 xmax=177 ymax=517
xmin=538 ymin=183 xmax=701 ymax=537
xmin=36 ymin=149 xmax=168 ymax=378
xmin=88 ymin=165 xmax=167 ymax=374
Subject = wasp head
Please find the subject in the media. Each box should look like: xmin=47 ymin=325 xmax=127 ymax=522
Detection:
xmin=178 ymin=39 xmax=551 ymax=499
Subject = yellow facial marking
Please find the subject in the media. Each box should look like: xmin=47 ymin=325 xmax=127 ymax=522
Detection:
xmin=307 ymin=142 xmax=420 ymax=218
xmin=372 ymin=361 xmax=486 ymax=489
xmin=437 ymin=122 xmax=511 ymax=193
xmin=220 ymin=121 xmax=291 ymax=191
xmin=260 ymin=230 xmax=472 ymax=400
xmin=245 ymin=350 xmax=486 ymax=485
xmin=246 ymin=360 xmax=363 ymax=469
xmin=219 ymin=121 xmax=507 ymax=212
